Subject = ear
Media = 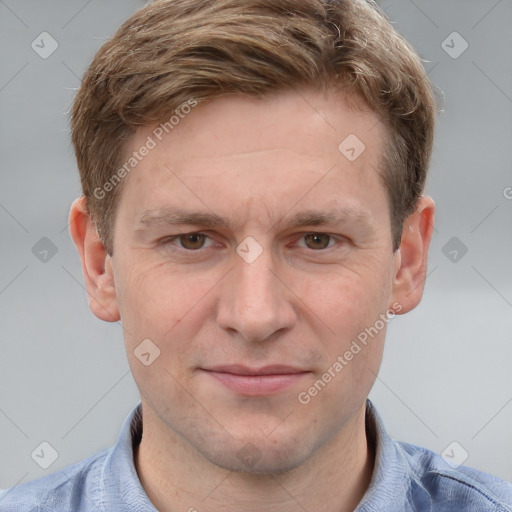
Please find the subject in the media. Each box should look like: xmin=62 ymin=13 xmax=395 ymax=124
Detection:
xmin=390 ymin=196 xmax=435 ymax=315
xmin=69 ymin=197 xmax=120 ymax=322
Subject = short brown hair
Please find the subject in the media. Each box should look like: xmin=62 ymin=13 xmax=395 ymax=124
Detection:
xmin=71 ymin=0 xmax=437 ymax=254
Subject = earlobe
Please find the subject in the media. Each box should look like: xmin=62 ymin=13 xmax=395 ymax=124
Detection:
xmin=69 ymin=197 xmax=120 ymax=322
xmin=391 ymin=196 xmax=435 ymax=315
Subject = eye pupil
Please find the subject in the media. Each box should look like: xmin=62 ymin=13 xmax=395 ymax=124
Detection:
xmin=180 ymin=233 xmax=206 ymax=250
xmin=304 ymin=233 xmax=330 ymax=249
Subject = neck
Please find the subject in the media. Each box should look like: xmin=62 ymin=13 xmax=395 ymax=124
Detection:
xmin=135 ymin=404 xmax=374 ymax=512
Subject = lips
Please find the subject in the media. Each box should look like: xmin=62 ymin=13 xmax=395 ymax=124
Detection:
xmin=201 ymin=364 xmax=310 ymax=396
xmin=206 ymin=364 xmax=307 ymax=376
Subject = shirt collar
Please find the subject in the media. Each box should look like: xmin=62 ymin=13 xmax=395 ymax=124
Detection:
xmin=357 ymin=400 xmax=433 ymax=511
xmin=101 ymin=405 xmax=157 ymax=511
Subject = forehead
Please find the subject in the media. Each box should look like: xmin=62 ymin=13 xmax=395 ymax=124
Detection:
xmin=116 ymin=88 xmax=389 ymax=227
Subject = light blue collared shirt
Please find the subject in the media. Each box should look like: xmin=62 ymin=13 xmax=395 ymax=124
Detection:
xmin=1 ymin=400 xmax=511 ymax=511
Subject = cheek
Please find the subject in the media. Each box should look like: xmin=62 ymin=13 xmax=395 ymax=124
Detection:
xmin=115 ymin=261 xmax=217 ymax=341
xmin=116 ymin=266 xmax=206 ymax=399
xmin=295 ymin=262 xmax=392 ymax=401
xmin=298 ymin=276 xmax=388 ymax=419
xmin=299 ymin=263 xmax=390 ymax=332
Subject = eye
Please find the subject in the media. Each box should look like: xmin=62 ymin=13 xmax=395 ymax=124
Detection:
xmin=302 ymin=233 xmax=336 ymax=250
xmin=158 ymin=231 xmax=223 ymax=259
xmin=177 ymin=233 xmax=208 ymax=250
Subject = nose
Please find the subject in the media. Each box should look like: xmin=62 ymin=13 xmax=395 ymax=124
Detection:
xmin=216 ymin=248 xmax=297 ymax=342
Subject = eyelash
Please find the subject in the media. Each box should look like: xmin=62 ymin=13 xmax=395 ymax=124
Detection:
xmin=159 ymin=231 xmax=344 ymax=252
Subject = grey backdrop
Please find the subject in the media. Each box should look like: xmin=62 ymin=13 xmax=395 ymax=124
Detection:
xmin=1 ymin=0 xmax=511 ymax=490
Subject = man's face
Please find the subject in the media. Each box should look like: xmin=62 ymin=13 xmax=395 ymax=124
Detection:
xmin=109 ymin=89 xmax=401 ymax=473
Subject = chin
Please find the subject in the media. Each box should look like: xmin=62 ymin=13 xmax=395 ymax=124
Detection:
xmin=195 ymin=435 xmax=315 ymax=476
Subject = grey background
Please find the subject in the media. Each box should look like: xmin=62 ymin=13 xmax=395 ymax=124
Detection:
xmin=0 ymin=0 xmax=511 ymax=489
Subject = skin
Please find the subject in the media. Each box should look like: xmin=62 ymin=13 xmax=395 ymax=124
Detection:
xmin=70 ymin=88 xmax=435 ymax=511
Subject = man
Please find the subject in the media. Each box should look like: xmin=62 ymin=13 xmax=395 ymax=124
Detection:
xmin=1 ymin=0 xmax=511 ymax=510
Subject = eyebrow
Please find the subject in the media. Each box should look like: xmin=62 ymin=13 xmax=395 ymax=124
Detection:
xmin=135 ymin=209 xmax=230 ymax=230
xmin=285 ymin=208 xmax=372 ymax=229
xmin=134 ymin=206 xmax=373 ymax=231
